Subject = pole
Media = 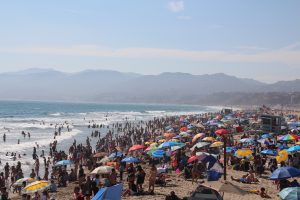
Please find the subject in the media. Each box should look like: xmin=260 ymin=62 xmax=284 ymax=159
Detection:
xmin=223 ymin=135 xmax=227 ymax=180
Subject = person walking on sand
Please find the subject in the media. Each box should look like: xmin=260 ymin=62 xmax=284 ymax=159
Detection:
xmin=148 ymin=164 xmax=157 ymax=194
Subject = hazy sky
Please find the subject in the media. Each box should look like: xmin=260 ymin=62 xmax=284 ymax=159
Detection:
xmin=0 ymin=0 xmax=300 ymax=83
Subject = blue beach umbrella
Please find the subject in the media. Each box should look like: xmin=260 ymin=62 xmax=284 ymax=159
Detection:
xmin=261 ymin=149 xmax=277 ymax=156
xmin=261 ymin=133 xmax=272 ymax=139
xmin=277 ymin=144 xmax=289 ymax=150
xmin=54 ymin=160 xmax=74 ymax=167
xmin=226 ymin=147 xmax=235 ymax=153
xmin=240 ymin=138 xmax=254 ymax=143
xmin=287 ymin=146 xmax=300 ymax=153
xmin=269 ymin=167 xmax=300 ymax=180
xmin=158 ymin=141 xmax=183 ymax=149
xmin=121 ymin=157 xmax=139 ymax=163
xmin=109 ymin=152 xmax=123 ymax=158
xmin=152 ymin=150 xmax=165 ymax=158
xmin=279 ymin=187 xmax=300 ymax=200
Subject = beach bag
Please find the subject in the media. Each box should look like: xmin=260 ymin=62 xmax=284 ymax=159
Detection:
xmin=207 ymin=170 xmax=221 ymax=181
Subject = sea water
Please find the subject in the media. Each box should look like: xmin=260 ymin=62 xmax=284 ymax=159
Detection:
xmin=0 ymin=100 xmax=219 ymax=174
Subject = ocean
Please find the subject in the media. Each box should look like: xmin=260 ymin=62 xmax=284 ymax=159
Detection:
xmin=0 ymin=100 xmax=220 ymax=174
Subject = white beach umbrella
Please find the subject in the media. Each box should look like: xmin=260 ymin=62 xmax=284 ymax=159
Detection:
xmin=91 ymin=166 xmax=114 ymax=175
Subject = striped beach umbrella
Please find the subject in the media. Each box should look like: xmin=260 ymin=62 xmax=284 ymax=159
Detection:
xmin=13 ymin=177 xmax=35 ymax=186
xmin=279 ymin=187 xmax=300 ymax=200
xmin=22 ymin=181 xmax=50 ymax=194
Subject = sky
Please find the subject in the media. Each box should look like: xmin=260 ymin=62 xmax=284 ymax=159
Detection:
xmin=0 ymin=0 xmax=300 ymax=83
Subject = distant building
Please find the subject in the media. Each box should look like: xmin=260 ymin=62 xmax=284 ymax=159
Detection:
xmin=260 ymin=114 xmax=284 ymax=133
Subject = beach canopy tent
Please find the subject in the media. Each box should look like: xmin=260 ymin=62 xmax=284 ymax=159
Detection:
xmin=92 ymin=183 xmax=123 ymax=200
xmin=188 ymin=185 xmax=223 ymax=200
xmin=279 ymin=187 xmax=300 ymax=200
xmin=269 ymin=166 xmax=300 ymax=180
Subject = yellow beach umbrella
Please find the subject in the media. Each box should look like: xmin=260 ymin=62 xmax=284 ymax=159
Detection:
xmin=210 ymin=141 xmax=224 ymax=148
xmin=202 ymin=137 xmax=216 ymax=142
xmin=158 ymin=139 xmax=166 ymax=143
xmin=192 ymin=133 xmax=205 ymax=143
xmin=22 ymin=181 xmax=49 ymax=194
xmin=145 ymin=141 xmax=152 ymax=145
xmin=276 ymin=150 xmax=288 ymax=163
xmin=235 ymin=149 xmax=253 ymax=158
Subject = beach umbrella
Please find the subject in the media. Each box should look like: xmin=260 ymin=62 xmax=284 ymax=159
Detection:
xmin=276 ymin=150 xmax=289 ymax=163
xmin=277 ymin=144 xmax=289 ymax=150
xmin=171 ymin=144 xmax=185 ymax=151
xmin=188 ymin=155 xmax=199 ymax=163
xmin=164 ymin=133 xmax=176 ymax=139
xmin=158 ymin=141 xmax=183 ymax=149
xmin=97 ymin=156 xmax=111 ymax=164
xmin=13 ymin=177 xmax=35 ymax=186
xmin=128 ymin=144 xmax=145 ymax=152
xmin=287 ymin=145 xmax=300 ymax=152
xmin=279 ymin=187 xmax=300 ymax=200
xmin=180 ymin=127 xmax=188 ymax=132
xmin=269 ymin=166 xmax=300 ymax=180
xmin=190 ymin=142 xmax=210 ymax=151
xmin=192 ymin=133 xmax=205 ymax=143
xmin=54 ymin=160 xmax=74 ymax=167
xmin=109 ymin=152 xmax=123 ymax=158
xmin=22 ymin=181 xmax=50 ymax=194
xmin=219 ymin=181 xmax=246 ymax=196
xmin=147 ymin=146 xmax=158 ymax=155
xmin=151 ymin=150 xmax=165 ymax=158
xmin=158 ymin=139 xmax=166 ymax=143
xmin=261 ymin=149 xmax=277 ymax=156
xmin=235 ymin=149 xmax=253 ymax=158
xmin=91 ymin=166 xmax=114 ymax=175
xmin=202 ymin=137 xmax=216 ymax=142
xmin=215 ymin=129 xmax=229 ymax=135
xmin=210 ymin=141 xmax=224 ymax=148
xmin=257 ymin=138 xmax=270 ymax=145
xmin=121 ymin=157 xmax=139 ymax=163
xmin=226 ymin=147 xmax=235 ymax=153
xmin=280 ymin=134 xmax=297 ymax=141
xmin=239 ymin=138 xmax=254 ymax=143
xmin=179 ymin=132 xmax=190 ymax=137
xmin=261 ymin=133 xmax=272 ymax=139
xmin=93 ymin=152 xmax=108 ymax=158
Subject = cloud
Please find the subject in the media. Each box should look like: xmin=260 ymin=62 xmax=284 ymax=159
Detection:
xmin=168 ymin=0 xmax=184 ymax=12
xmin=235 ymin=46 xmax=268 ymax=51
xmin=177 ymin=15 xmax=192 ymax=20
xmin=1 ymin=43 xmax=300 ymax=65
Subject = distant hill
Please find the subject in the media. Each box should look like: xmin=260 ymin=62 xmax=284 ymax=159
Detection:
xmin=0 ymin=68 xmax=299 ymax=105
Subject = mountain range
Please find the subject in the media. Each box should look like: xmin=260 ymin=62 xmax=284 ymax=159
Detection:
xmin=0 ymin=68 xmax=299 ymax=105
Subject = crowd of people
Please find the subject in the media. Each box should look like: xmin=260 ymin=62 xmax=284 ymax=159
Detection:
xmin=0 ymin=106 xmax=300 ymax=199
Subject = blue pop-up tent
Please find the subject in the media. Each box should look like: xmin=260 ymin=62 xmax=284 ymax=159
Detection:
xmin=92 ymin=183 xmax=123 ymax=200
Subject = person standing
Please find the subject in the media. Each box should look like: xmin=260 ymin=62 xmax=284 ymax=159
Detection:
xmin=148 ymin=164 xmax=157 ymax=194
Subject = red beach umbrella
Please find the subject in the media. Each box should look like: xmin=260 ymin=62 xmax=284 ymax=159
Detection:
xmin=188 ymin=155 xmax=199 ymax=163
xmin=215 ymin=129 xmax=229 ymax=135
xmin=128 ymin=144 xmax=145 ymax=152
